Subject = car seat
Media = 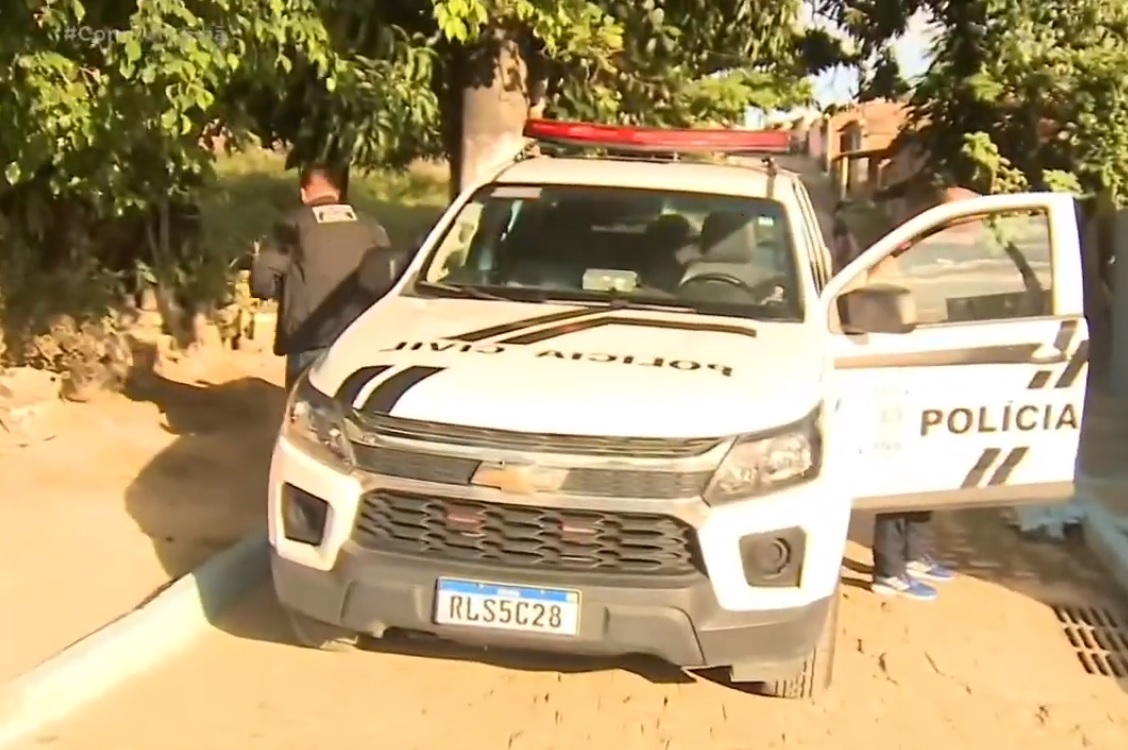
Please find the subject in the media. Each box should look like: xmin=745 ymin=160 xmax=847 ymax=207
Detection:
xmin=640 ymin=214 xmax=694 ymax=291
xmin=680 ymin=211 xmax=783 ymax=288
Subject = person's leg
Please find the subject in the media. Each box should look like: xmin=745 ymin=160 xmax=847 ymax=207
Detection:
xmin=903 ymin=512 xmax=955 ymax=583
xmin=871 ymin=513 xmax=937 ymax=600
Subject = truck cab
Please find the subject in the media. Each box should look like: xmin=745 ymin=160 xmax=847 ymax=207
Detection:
xmin=266 ymin=119 xmax=1087 ymax=699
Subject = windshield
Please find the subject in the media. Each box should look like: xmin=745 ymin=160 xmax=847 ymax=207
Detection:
xmin=414 ymin=183 xmax=803 ymax=321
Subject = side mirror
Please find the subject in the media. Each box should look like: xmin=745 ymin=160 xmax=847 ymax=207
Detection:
xmin=838 ymin=283 xmax=918 ymax=334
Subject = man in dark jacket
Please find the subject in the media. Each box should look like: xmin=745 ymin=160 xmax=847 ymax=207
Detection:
xmin=250 ymin=164 xmax=405 ymax=388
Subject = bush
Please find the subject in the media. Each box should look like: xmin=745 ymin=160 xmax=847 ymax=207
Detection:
xmin=0 ymin=246 xmax=134 ymax=398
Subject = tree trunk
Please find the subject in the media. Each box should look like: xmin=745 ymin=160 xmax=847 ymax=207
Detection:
xmin=445 ymin=50 xmax=465 ymax=204
xmin=455 ymin=23 xmax=531 ymax=195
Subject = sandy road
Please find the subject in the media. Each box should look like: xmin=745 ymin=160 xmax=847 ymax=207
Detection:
xmin=18 ymin=511 xmax=1128 ymax=750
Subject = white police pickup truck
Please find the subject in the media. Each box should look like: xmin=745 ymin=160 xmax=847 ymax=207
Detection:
xmin=267 ymin=119 xmax=1087 ymax=698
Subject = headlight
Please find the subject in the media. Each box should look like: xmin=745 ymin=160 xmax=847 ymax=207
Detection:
xmin=282 ymin=373 xmax=355 ymax=470
xmin=703 ymin=407 xmax=822 ymax=505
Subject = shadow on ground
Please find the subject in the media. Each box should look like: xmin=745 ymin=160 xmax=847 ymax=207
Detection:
xmin=122 ymin=364 xmax=284 ymax=578
xmin=846 ymin=508 xmax=1128 ymax=693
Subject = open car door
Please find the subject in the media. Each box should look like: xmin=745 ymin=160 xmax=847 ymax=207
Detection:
xmin=822 ymin=193 xmax=1087 ymax=512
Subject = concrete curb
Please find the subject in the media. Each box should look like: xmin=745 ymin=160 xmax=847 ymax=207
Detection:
xmin=0 ymin=529 xmax=270 ymax=749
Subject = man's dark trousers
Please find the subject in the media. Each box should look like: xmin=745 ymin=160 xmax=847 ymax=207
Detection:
xmin=872 ymin=512 xmax=934 ymax=578
xmin=285 ymin=348 xmax=327 ymax=390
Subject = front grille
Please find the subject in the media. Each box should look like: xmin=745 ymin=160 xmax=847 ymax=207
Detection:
xmin=354 ymin=490 xmax=700 ymax=576
xmin=348 ymin=414 xmax=724 ymax=458
xmin=352 ymin=445 xmax=712 ymax=499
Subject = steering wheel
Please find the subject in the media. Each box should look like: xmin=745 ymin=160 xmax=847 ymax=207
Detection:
xmin=678 ymin=272 xmax=755 ymax=295
xmin=679 ymin=272 xmax=790 ymax=305
xmin=676 ymin=271 xmax=758 ymax=302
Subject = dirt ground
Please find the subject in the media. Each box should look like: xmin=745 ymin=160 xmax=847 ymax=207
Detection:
xmin=16 ymin=512 xmax=1128 ymax=750
xmin=0 ymin=341 xmax=286 ymax=683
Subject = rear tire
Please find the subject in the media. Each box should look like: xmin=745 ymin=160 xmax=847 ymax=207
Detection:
xmin=284 ymin=609 xmax=360 ymax=652
xmin=756 ymin=588 xmax=839 ymax=700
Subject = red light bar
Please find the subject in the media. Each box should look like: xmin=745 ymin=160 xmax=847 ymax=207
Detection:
xmin=523 ymin=119 xmax=792 ymax=154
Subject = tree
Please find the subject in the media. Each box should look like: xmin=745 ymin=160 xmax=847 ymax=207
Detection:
xmin=0 ymin=0 xmax=336 ymax=371
xmin=817 ymin=0 xmax=1128 ymax=201
xmin=550 ymin=0 xmax=842 ymax=126
xmin=910 ymin=0 xmax=1128 ymax=199
xmin=256 ymin=0 xmax=848 ymax=195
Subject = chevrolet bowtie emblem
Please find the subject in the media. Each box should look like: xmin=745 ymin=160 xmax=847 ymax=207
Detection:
xmin=470 ymin=461 xmax=567 ymax=494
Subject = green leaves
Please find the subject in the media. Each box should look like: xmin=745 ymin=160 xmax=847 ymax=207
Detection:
xmin=0 ymin=0 xmax=347 ymax=327
xmin=826 ymin=0 xmax=1128 ymax=203
xmin=907 ymin=0 xmax=1128 ymax=200
xmin=547 ymin=0 xmax=827 ymax=127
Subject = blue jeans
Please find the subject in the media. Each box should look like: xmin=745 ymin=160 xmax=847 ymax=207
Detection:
xmin=285 ymin=348 xmax=327 ymax=389
xmin=872 ymin=512 xmax=934 ymax=579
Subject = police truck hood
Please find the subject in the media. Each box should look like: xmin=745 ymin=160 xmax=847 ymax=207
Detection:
xmin=308 ymin=297 xmax=822 ymax=439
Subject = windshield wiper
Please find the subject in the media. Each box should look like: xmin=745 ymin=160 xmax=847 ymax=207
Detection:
xmin=414 ymin=281 xmax=515 ymax=301
xmin=563 ymin=291 xmax=697 ymax=313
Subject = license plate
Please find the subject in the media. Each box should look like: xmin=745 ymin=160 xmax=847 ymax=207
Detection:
xmin=433 ymin=579 xmax=580 ymax=636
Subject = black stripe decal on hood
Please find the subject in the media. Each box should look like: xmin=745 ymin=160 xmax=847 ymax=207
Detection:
xmin=334 ymin=365 xmax=393 ymax=404
xmin=363 ymin=366 xmax=445 ymax=413
xmin=449 ymin=308 xmax=601 ymax=342
xmin=499 ymin=316 xmax=758 ymax=345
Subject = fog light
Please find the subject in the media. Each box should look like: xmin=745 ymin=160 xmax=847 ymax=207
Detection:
xmin=739 ymin=528 xmax=806 ymax=588
xmin=749 ymin=538 xmax=791 ymax=574
xmin=281 ymin=484 xmax=329 ymax=545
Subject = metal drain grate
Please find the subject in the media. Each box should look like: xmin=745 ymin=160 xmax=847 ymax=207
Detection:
xmin=1052 ymin=604 xmax=1128 ymax=678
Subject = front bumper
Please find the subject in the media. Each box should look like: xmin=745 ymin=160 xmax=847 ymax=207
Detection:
xmin=268 ymin=427 xmax=850 ymax=673
xmin=273 ymin=545 xmax=833 ymax=670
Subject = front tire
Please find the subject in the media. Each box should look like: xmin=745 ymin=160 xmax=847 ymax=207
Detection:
xmin=284 ymin=609 xmax=361 ymax=652
xmin=756 ymin=588 xmax=839 ymax=699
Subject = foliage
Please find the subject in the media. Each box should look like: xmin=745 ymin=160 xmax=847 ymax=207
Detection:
xmin=2 ymin=0 xmax=332 ymax=231
xmin=901 ymin=0 xmax=1128 ymax=199
xmin=546 ymin=0 xmax=844 ymax=126
xmin=0 ymin=0 xmax=328 ymax=392
xmin=0 ymin=0 xmax=336 ymax=374
xmin=256 ymin=0 xmax=851 ymax=174
xmin=819 ymin=0 xmax=1128 ymax=202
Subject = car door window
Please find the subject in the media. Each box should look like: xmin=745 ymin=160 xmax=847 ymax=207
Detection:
xmin=873 ymin=209 xmax=1054 ymax=324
